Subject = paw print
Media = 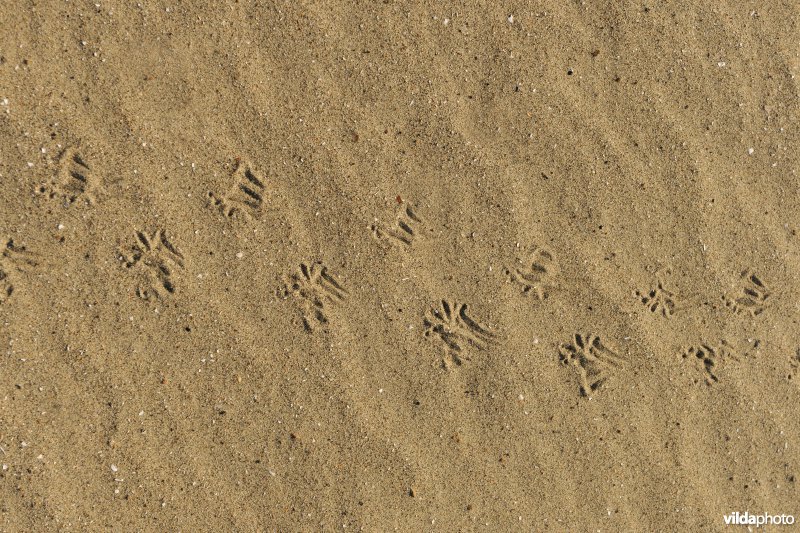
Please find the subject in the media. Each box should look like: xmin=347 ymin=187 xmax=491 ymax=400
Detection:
xmin=121 ymin=230 xmax=185 ymax=300
xmin=505 ymin=247 xmax=558 ymax=300
xmin=723 ymin=269 xmax=769 ymax=316
xmin=282 ymin=261 xmax=347 ymax=332
xmin=682 ymin=340 xmax=739 ymax=386
xmin=790 ymin=349 xmax=800 ymax=381
xmin=423 ymin=300 xmax=494 ymax=367
xmin=0 ymin=238 xmax=38 ymax=304
xmin=558 ymin=334 xmax=624 ymax=397
xmin=370 ymin=202 xmax=423 ymax=247
xmin=635 ymin=267 xmax=677 ymax=317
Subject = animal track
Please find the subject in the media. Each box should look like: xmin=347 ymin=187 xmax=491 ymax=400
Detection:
xmin=790 ymin=349 xmax=800 ymax=381
xmin=723 ymin=269 xmax=769 ymax=316
xmin=208 ymin=161 xmax=266 ymax=219
xmin=121 ymin=230 xmax=185 ymax=300
xmin=558 ymin=334 xmax=624 ymax=398
xmin=635 ymin=267 xmax=677 ymax=317
xmin=371 ymin=202 xmax=423 ymax=247
xmin=423 ymin=300 xmax=494 ymax=367
xmin=682 ymin=340 xmax=739 ymax=386
xmin=505 ymin=247 xmax=558 ymax=300
xmin=37 ymin=147 xmax=95 ymax=204
xmin=282 ymin=261 xmax=348 ymax=332
xmin=0 ymin=239 xmax=39 ymax=304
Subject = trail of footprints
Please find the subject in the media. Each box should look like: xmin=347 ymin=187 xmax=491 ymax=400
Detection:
xmin=17 ymin=142 xmax=784 ymax=398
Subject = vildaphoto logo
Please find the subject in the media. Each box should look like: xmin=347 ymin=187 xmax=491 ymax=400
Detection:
xmin=724 ymin=512 xmax=795 ymax=527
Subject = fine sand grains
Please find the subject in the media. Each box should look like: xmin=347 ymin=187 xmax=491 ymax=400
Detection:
xmin=0 ymin=2 xmax=799 ymax=531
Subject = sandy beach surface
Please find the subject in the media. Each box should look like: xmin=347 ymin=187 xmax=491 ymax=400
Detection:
xmin=1 ymin=2 xmax=799 ymax=531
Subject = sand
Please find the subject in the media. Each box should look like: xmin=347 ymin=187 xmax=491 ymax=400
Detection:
xmin=1 ymin=2 xmax=799 ymax=531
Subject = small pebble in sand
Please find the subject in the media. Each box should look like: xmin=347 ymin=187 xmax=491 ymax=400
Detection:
xmin=747 ymin=147 xmax=754 ymax=155
xmin=236 ymin=252 xmax=243 ymax=259
xmin=57 ymin=224 xmax=64 ymax=230
xmin=111 ymin=464 xmax=118 ymax=472
xmin=508 ymin=14 xmax=514 ymax=23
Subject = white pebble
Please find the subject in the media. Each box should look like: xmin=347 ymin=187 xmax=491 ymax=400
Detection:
xmin=748 ymin=147 xmax=754 ymax=155
xmin=111 ymin=464 xmax=118 ymax=472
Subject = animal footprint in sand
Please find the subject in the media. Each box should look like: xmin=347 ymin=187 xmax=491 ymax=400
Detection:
xmin=0 ymin=238 xmax=39 ymax=304
xmin=37 ymin=147 xmax=96 ymax=205
xmin=282 ymin=262 xmax=348 ymax=332
xmin=635 ymin=267 xmax=678 ymax=317
xmin=723 ymin=269 xmax=769 ymax=316
xmin=789 ymin=349 xmax=800 ymax=381
xmin=371 ymin=202 xmax=423 ymax=247
xmin=208 ymin=161 xmax=266 ymax=219
xmin=121 ymin=230 xmax=185 ymax=300
xmin=423 ymin=300 xmax=494 ymax=367
xmin=682 ymin=340 xmax=739 ymax=386
xmin=558 ymin=334 xmax=624 ymax=398
xmin=505 ymin=247 xmax=558 ymax=300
